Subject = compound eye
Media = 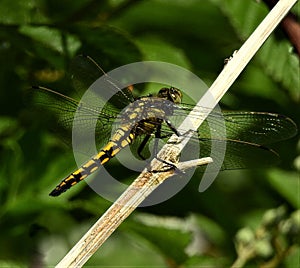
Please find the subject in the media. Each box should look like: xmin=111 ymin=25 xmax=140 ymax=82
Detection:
xmin=157 ymin=88 xmax=169 ymax=98
xmin=169 ymin=87 xmax=176 ymax=96
xmin=169 ymin=87 xmax=182 ymax=103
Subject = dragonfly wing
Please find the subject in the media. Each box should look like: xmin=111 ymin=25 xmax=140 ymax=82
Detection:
xmin=197 ymin=138 xmax=280 ymax=172
xmin=70 ymin=55 xmax=104 ymax=96
xmin=33 ymin=55 xmax=138 ymax=156
xmin=158 ymin=109 xmax=291 ymax=171
xmin=70 ymin=55 xmax=135 ymax=110
xmin=32 ymin=86 xmax=118 ymax=152
xmin=177 ymin=103 xmax=297 ymax=144
xmin=221 ymin=112 xmax=298 ymax=145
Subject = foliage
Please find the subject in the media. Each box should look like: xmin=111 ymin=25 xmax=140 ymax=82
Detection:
xmin=0 ymin=0 xmax=299 ymax=267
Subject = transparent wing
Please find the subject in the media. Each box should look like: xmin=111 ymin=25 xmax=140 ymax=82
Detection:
xmin=32 ymin=86 xmax=120 ymax=150
xmin=70 ymin=55 xmax=135 ymax=109
xmin=176 ymin=103 xmax=297 ymax=144
xmin=32 ymin=55 xmax=137 ymax=152
xmin=158 ymin=105 xmax=297 ymax=171
xmin=197 ymin=139 xmax=280 ymax=171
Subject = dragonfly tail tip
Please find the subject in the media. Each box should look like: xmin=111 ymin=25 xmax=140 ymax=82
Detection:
xmin=49 ymin=188 xmax=62 ymax=197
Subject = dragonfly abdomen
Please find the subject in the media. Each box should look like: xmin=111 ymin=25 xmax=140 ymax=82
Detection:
xmin=49 ymin=127 xmax=136 ymax=196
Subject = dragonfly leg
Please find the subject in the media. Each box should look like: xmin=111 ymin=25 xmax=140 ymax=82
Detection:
xmin=137 ymin=134 xmax=151 ymax=160
xmin=141 ymin=119 xmax=188 ymax=173
xmin=150 ymin=123 xmax=185 ymax=173
xmin=157 ymin=119 xmax=181 ymax=142
xmin=137 ymin=119 xmax=174 ymax=160
xmin=151 ymin=160 xmax=176 ymax=172
xmin=137 ymin=123 xmax=164 ymax=160
xmin=165 ymin=119 xmax=180 ymax=136
xmin=150 ymin=158 xmax=186 ymax=175
xmin=150 ymin=126 xmax=198 ymax=174
xmin=150 ymin=122 xmax=181 ymax=157
xmin=152 ymin=123 xmax=163 ymax=156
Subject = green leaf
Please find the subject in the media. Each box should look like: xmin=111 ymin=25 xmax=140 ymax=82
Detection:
xmin=110 ymin=0 xmax=238 ymax=76
xmin=0 ymin=0 xmax=48 ymax=24
xmin=19 ymin=26 xmax=81 ymax=57
xmin=212 ymin=0 xmax=268 ymax=38
xmin=214 ymin=0 xmax=300 ymax=101
xmin=128 ymin=214 xmax=191 ymax=264
xmin=136 ymin=36 xmax=192 ymax=68
xmin=268 ymin=169 xmax=300 ymax=208
xmin=283 ymin=246 xmax=300 ymax=267
xmin=85 ymin=230 xmax=165 ymax=266
xmin=70 ymin=26 xmax=142 ymax=67
xmin=0 ymin=260 xmax=26 ymax=268
xmin=125 ymin=213 xmax=226 ymax=265
xmin=258 ymin=38 xmax=300 ymax=101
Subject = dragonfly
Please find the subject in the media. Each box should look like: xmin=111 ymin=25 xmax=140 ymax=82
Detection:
xmin=33 ymin=55 xmax=298 ymax=197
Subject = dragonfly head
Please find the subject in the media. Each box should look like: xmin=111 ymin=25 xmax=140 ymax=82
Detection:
xmin=157 ymin=87 xmax=182 ymax=104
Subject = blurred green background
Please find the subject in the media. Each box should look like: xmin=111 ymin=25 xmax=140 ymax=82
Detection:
xmin=0 ymin=0 xmax=299 ymax=267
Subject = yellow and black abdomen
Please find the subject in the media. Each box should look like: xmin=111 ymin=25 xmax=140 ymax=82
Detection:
xmin=49 ymin=126 xmax=135 ymax=196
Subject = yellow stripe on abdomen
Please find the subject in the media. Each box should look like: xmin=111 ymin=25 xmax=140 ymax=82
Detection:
xmin=49 ymin=128 xmax=135 ymax=197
